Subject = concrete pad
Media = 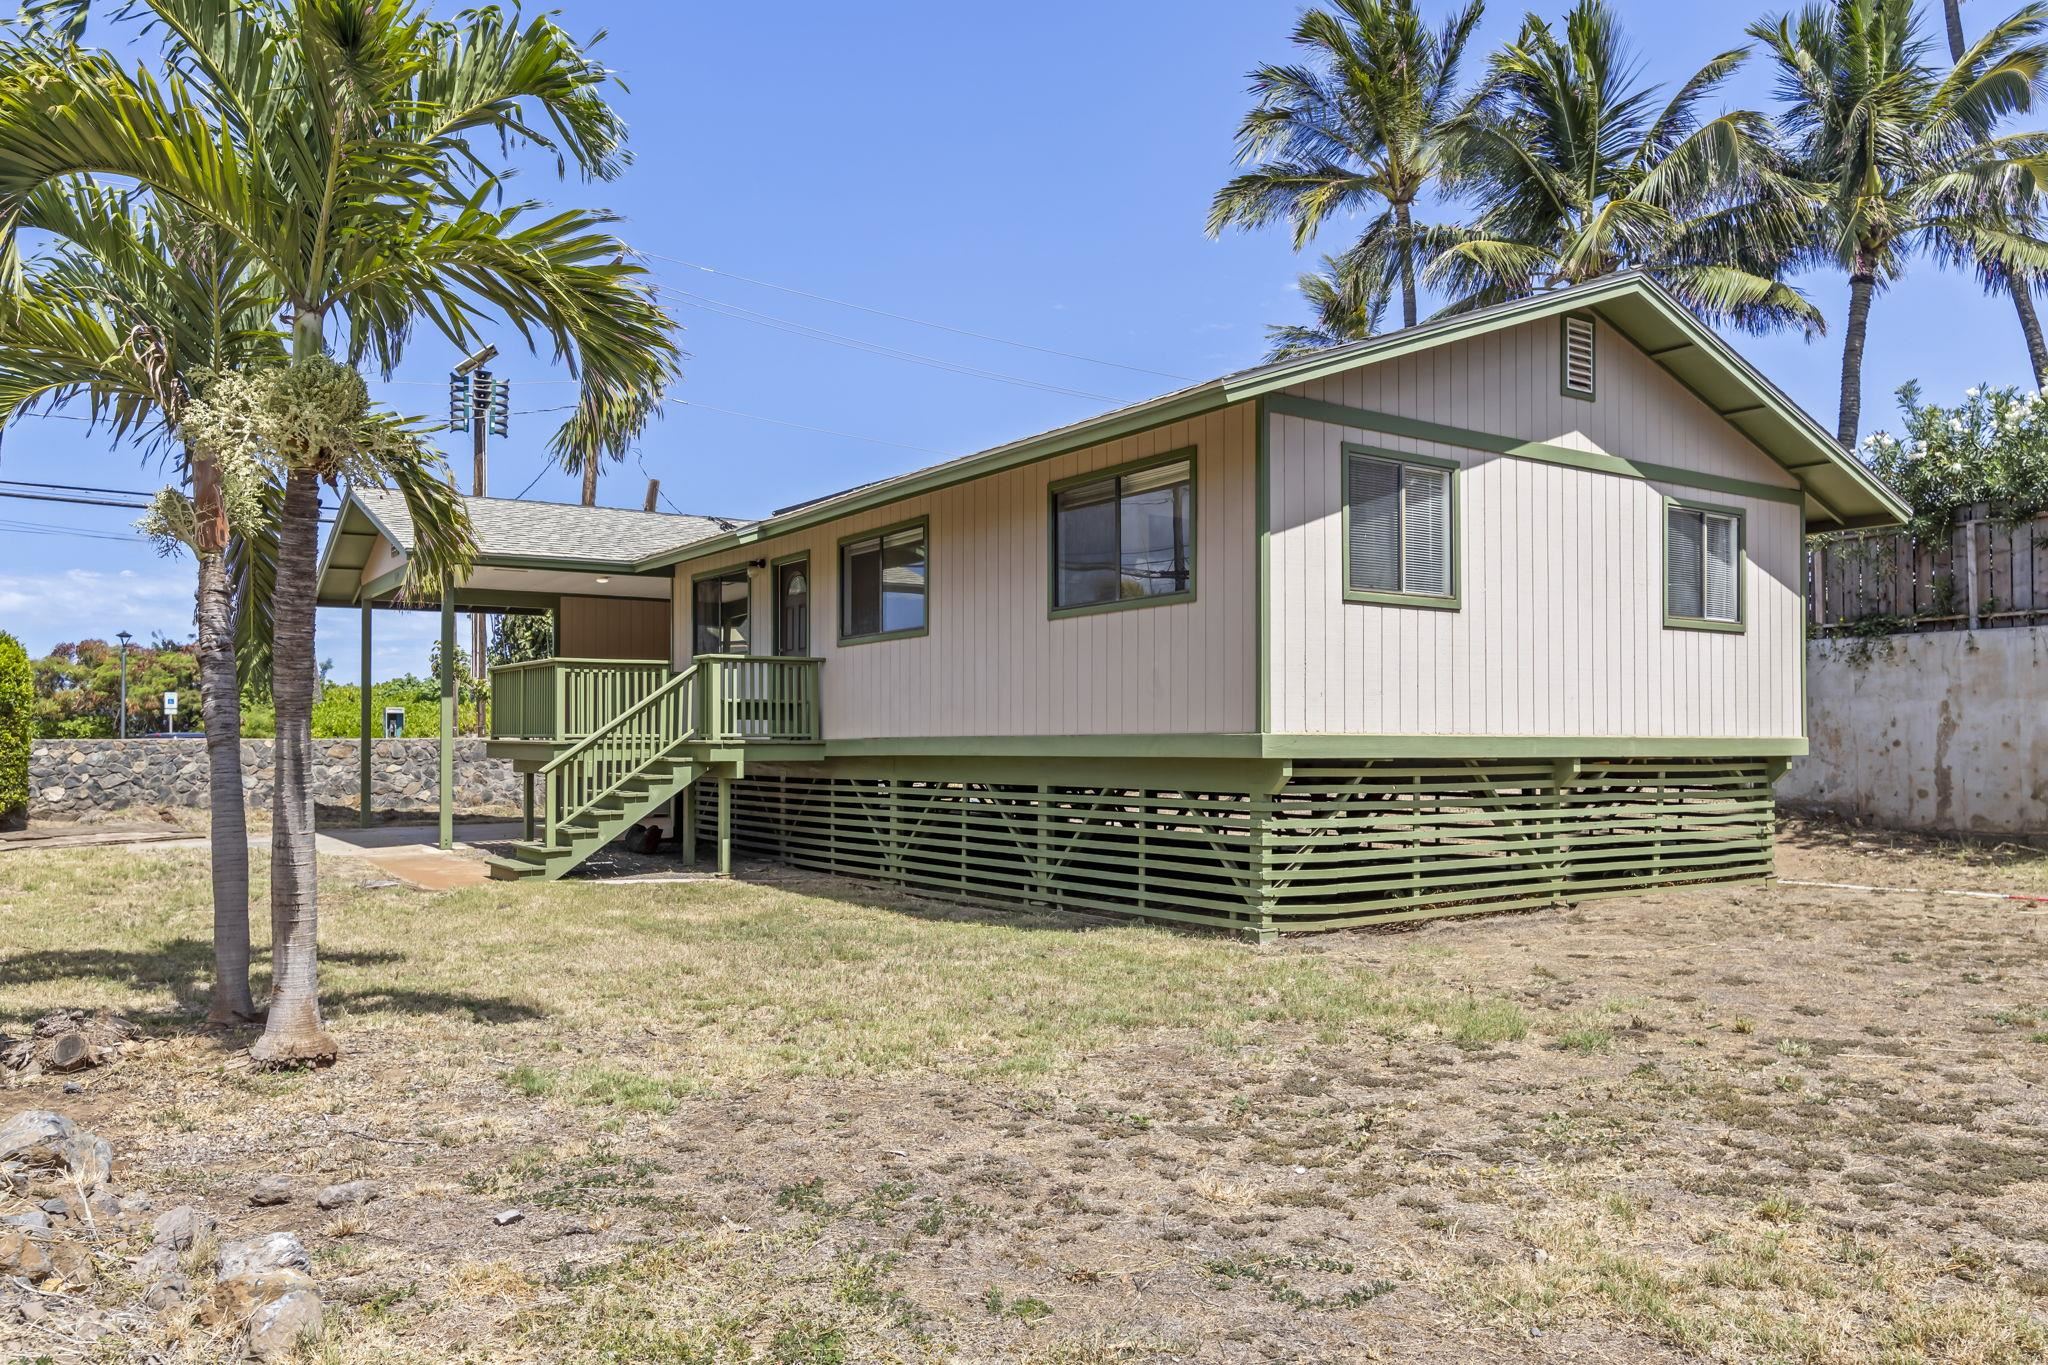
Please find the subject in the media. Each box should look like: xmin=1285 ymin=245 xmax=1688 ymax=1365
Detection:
xmin=311 ymin=822 xmax=522 ymax=891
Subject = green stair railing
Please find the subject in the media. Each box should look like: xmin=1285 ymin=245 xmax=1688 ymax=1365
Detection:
xmin=538 ymin=664 xmax=702 ymax=849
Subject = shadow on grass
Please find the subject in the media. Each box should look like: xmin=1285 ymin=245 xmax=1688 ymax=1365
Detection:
xmin=0 ymin=940 xmax=545 ymax=1027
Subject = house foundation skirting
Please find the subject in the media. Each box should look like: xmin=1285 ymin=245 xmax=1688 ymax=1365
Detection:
xmin=696 ymin=752 xmax=1779 ymax=936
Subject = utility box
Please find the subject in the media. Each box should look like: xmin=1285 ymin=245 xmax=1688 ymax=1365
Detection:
xmin=382 ymin=707 xmax=406 ymax=739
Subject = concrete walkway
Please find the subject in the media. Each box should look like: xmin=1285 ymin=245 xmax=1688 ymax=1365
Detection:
xmin=312 ymin=822 xmax=522 ymax=890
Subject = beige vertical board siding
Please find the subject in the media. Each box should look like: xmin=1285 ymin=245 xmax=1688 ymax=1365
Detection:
xmin=557 ymin=595 xmax=669 ymax=660
xmin=1268 ymin=314 xmax=1803 ymax=739
xmin=361 ymin=537 xmax=404 ymax=587
xmin=667 ymin=404 xmax=1257 ymax=738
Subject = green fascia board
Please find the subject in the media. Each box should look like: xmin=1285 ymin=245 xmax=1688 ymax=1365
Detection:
xmin=1270 ymin=393 xmax=1804 ymax=508
xmin=816 ymin=733 xmax=1805 ymax=760
xmin=625 ymin=275 xmax=1895 ymax=575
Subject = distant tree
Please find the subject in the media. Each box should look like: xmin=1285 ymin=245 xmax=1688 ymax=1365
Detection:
xmin=1431 ymin=0 xmax=1819 ymax=335
xmin=1210 ymin=0 xmax=1484 ymax=330
xmin=30 ymin=638 xmax=200 ymax=738
xmin=1266 ymin=246 xmax=1396 ymax=359
xmin=1751 ymin=0 xmax=2048 ymax=444
xmin=0 ymin=632 xmax=30 ymax=828
xmin=489 ymin=613 xmax=555 ymax=665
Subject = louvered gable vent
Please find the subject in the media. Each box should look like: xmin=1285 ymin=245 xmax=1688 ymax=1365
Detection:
xmin=1561 ymin=315 xmax=1595 ymax=399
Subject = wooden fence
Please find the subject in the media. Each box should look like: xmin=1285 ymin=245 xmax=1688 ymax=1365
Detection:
xmin=1809 ymin=509 xmax=2048 ymax=633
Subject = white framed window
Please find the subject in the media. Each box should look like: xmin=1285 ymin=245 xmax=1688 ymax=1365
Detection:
xmin=1343 ymin=446 xmax=1458 ymax=608
xmin=1664 ymin=501 xmax=1743 ymax=630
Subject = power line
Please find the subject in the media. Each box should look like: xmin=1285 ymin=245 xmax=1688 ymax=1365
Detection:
xmin=0 ymin=517 xmax=148 ymax=544
xmin=0 ymin=489 xmax=151 ymax=511
xmin=656 ymin=286 xmax=1121 ymax=403
xmin=638 ymin=251 xmax=1193 ymax=383
xmin=665 ymin=397 xmax=948 ymax=455
xmin=2 ymin=477 xmax=155 ymax=498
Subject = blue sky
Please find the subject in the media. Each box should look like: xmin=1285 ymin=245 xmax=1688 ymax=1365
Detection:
xmin=0 ymin=0 xmax=2031 ymax=683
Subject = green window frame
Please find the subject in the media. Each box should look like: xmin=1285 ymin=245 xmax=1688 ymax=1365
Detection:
xmin=1047 ymin=448 xmax=1197 ymax=619
xmin=1662 ymin=496 xmax=1746 ymax=633
xmin=837 ymin=516 xmax=930 ymax=645
xmin=1340 ymin=443 xmax=1460 ymax=611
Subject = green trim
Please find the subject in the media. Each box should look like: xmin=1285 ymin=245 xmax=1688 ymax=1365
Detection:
xmin=438 ymin=590 xmax=455 ymax=851
xmin=1661 ymin=496 xmax=1748 ymax=634
xmin=836 ymin=515 xmax=931 ymax=645
xmin=358 ymin=600 xmax=373 ymax=827
xmin=358 ymin=563 xmax=409 ymax=602
xmin=1339 ymin=443 xmax=1462 ymax=611
xmin=1560 ymin=313 xmax=1596 ymax=401
xmin=1255 ymin=398 xmax=1272 ymax=733
xmin=1268 ymin=392 xmax=1805 ymax=508
xmin=1046 ymin=446 xmax=1198 ymax=620
xmin=812 ymin=733 xmax=1808 ymax=760
xmin=769 ymin=551 xmax=813 ymax=656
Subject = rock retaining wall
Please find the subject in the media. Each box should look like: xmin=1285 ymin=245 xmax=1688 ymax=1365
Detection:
xmin=28 ymin=738 xmax=519 ymax=819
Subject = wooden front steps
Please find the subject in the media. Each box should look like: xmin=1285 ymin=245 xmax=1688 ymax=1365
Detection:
xmin=485 ymin=756 xmax=724 ymax=882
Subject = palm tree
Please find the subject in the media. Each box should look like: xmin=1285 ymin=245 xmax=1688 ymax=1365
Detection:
xmin=1751 ymin=0 xmax=2048 ymax=444
xmin=0 ymin=181 xmax=279 ymax=1024
xmin=1429 ymin=0 xmax=1821 ymax=338
xmin=1942 ymin=0 xmax=2048 ymax=385
xmin=0 ymin=0 xmax=682 ymax=1065
xmin=1209 ymin=0 xmax=1484 ymax=330
xmin=1265 ymin=245 xmax=1395 ymax=359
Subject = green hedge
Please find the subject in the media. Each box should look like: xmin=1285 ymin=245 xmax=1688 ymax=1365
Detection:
xmin=0 ymin=632 xmax=31 ymax=824
xmin=310 ymin=683 xmax=477 ymax=738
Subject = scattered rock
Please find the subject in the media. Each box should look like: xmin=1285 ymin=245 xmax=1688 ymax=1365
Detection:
xmin=217 ymin=1231 xmax=311 ymax=1279
xmin=221 ymin=1269 xmax=323 ymax=1361
xmin=313 ymin=1179 xmax=376 ymax=1211
xmin=135 ymin=1245 xmax=189 ymax=1310
xmin=249 ymin=1176 xmax=293 ymax=1207
xmin=0 ymin=1229 xmax=94 ymax=1286
xmin=0 ymin=1210 xmax=50 ymax=1233
xmin=119 ymin=1193 xmax=153 ymax=1216
xmin=492 ymin=1208 xmax=524 ymax=1226
xmin=152 ymin=1205 xmax=214 ymax=1251
xmin=0 ymin=1109 xmax=113 ymax=1189
xmin=0 ymin=1011 xmax=142 ymax=1078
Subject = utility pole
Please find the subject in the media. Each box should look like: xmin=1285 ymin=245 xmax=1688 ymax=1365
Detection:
xmin=449 ymin=345 xmax=506 ymax=736
xmin=114 ymin=630 xmax=132 ymax=739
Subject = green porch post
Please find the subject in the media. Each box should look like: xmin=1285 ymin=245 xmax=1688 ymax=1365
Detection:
xmin=521 ymin=772 xmax=535 ymax=841
xmin=682 ymin=782 xmax=698 ymax=868
xmin=439 ymin=590 xmax=455 ymax=850
xmin=716 ymin=774 xmax=732 ymax=877
xmin=359 ymin=599 xmax=373 ymax=828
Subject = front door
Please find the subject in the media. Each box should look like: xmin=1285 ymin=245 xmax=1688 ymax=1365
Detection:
xmin=692 ymin=570 xmax=750 ymax=656
xmin=773 ymin=557 xmax=810 ymax=655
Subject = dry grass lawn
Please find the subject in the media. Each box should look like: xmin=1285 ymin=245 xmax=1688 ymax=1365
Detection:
xmin=1 ymin=814 xmax=2046 ymax=1362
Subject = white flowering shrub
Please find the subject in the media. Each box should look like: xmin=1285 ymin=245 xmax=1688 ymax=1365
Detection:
xmin=1859 ymin=382 xmax=2048 ymax=539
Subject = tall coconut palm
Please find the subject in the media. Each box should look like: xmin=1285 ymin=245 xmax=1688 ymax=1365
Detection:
xmin=1942 ymin=0 xmax=2048 ymax=385
xmin=1209 ymin=0 xmax=1484 ymax=330
xmin=1751 ymin=0 xmax=2048 ymax=444
xmin=1429 ymin=0 xmax=1821 ymax=337
xmin=1265 ymin=244 xmax=1395 ymax=359
xmin=0 ymin=180 xmax=279 ymax=1024
xmin=0 ymin=0 xmax=682 ymax=1065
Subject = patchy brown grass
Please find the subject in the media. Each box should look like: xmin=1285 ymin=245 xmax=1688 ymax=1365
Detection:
xmin=1 ymin=814 xmax=2046 ymax=1362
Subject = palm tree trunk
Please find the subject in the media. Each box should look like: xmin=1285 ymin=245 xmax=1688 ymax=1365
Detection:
xmin=580 ymin=456 xmax=598 ymax=507
xmin=1938 ymin=0 xmax=2047 ymax=384
xmin=1393 ymin=200 xmax=1418 ymax=329
xmin=248 ymin=461 xmax=337 ymax=1066
xmin=1943 ymin=0 xmax=1967 ymax=61
xmin=1837 ymin=264 xmax=1878 ymax=448
xmin=193 ymin=453 xmax=254 ymax=1024
xmin=2007 ymin=269 xmax=2048 ymax=389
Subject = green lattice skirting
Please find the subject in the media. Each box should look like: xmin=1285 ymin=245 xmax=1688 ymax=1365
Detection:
xmin=699 ymin=756 xmax=1776 ymax=936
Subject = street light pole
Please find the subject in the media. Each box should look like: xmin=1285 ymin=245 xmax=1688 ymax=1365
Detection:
xmin=114 ymin=630 xmax=132 ymax=739
xmin=450 ymin=344 xmax=505 ymax=737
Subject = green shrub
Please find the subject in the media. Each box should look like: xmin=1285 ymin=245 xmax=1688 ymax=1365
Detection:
xmin=0 ymin=632 xmax=31 ymax=825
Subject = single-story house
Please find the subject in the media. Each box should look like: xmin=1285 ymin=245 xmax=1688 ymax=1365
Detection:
xmin=316 ymin=271 xmax=1908 ymax=938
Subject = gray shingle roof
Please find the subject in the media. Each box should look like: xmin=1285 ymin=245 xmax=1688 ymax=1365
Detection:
xmin=352 ymin=489 xmax=744 ymax=565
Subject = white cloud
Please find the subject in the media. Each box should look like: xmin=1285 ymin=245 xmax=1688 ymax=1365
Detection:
xmin=0 ymin=567 xmax=197 ymax=655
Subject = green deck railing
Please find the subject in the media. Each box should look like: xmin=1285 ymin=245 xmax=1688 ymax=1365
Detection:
xmin=489 ymin=658 xmax=671 ymax=740
xmin=513 ymin=655 xmax=825 ymax=852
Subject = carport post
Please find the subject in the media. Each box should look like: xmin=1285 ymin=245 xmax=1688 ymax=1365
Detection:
xmin=439 ymin=590 xmax=455 ymax=851
xmin=359 ymin=599 xmax=373 ymax=828
xmin=716 ymin=774 xmax=731 ymax=877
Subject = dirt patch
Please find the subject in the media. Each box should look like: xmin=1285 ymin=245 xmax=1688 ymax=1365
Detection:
xmin=1 ymin=818 xmax=2045 ymax=1361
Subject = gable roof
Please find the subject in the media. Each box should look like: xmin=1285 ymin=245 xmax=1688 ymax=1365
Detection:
xmin=314 ymin=489 xmax=743 ymax=605
xmin=636 ymin=271 xmax=1907 ymax=571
